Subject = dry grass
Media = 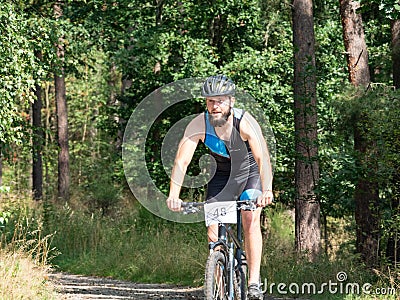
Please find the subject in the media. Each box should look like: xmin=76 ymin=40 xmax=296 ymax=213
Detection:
xmin=0 ymin=249 xmax=56 ymax=299
xmin=0 ymin=193 xmax=58 ymax=299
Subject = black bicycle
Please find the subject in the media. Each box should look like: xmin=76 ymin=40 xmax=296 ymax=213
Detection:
xmin=182 ymin=198 xmax=256 ymax=300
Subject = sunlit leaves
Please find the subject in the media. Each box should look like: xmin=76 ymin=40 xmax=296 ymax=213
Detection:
xmin=0 ymin=2 xmax=41 ymax=145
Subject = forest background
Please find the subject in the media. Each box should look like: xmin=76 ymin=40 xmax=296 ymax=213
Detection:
xmin=1 ymin=0 xmax=400 ymax=299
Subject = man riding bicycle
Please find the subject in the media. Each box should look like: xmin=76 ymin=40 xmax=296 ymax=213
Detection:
xmin=166 ymin=75 xmax=273 ymax=300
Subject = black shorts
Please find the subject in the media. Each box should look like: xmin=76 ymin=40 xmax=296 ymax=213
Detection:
xmin=206 ymin=173 xmax=262 ymax=202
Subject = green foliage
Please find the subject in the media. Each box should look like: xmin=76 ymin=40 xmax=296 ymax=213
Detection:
xmin=110 ymin=0 xmax=297 ymax=204
xmin=0 ymin=211 xmax=11 ymax=231
xmin=334 ymin=86 xmax=400 ymax=184
xmin=86 ymin=159 xmax=122 ymax=214
xmin=361 ymin=0 xmax=400 ymax=21
xmin=333 ymin=85 xmax=400 ymax=260
xmin=1 ymin=0 xmax=396 ymax=207
xmin=0 ymin=2 xmax=35 ymax=145
xmin=0 ymin=0 xmax=57 ymax=147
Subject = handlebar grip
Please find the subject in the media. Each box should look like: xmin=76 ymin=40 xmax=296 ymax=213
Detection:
xmin=181 ymin=202 xmax=205 ymax=207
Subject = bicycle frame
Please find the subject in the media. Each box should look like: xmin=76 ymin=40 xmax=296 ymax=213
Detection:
xmin=181 ymin=199 xmax=255 ymax=300
xmin=208 ymin=204 xmax=247 ymax=299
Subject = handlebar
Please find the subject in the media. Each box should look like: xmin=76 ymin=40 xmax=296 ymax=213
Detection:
xmin=236 ymin=199 xmax=257 ymax=211
xmin=180 ymin=198 xmax=257 ymax=214
xmin=181 ymin=201 xmax=205 ymax=215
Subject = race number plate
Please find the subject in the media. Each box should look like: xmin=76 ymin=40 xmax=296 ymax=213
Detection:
xmin=204 ymin=201 xmax=237 ymax=226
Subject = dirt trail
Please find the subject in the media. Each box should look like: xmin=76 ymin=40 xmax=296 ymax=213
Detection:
xmin=50 ymin=273 xmax=292 ymax=299
xmin=50 ymin=272 xmax=204 ymax=299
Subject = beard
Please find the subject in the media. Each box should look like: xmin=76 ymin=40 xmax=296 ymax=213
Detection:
xmin=208 ymin=109 xmax=231 ymax=127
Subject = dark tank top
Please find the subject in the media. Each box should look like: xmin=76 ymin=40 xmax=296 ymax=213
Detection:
xmin=203 ymin=108 xmax=258 ymax=178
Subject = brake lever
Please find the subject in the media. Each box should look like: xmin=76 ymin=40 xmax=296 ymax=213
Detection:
xmin=182 ymin=206 xmax=200 ymax=215
xmin=238 ymin=200 xmax=257 ymax=211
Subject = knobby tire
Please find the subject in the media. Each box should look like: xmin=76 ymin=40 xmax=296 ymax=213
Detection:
xmin=204 ymin=251 xmax=228 ymax=300
xmin=233 ymin=261 xmax=247 ymax=300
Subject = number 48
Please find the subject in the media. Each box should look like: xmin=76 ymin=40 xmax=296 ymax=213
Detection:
xmin=213 ymin=207 xmax=227 ymax=218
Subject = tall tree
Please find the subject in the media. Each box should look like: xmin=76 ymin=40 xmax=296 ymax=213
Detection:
xmin=340 ymin=0 xmax=371 ymax=86
xmin=54 ymin=0 xmax=70 ymax=201
xmin=292 ymin=0 xmax=321 ymax=261
xmin=32 ymin=51 xmax=44 ymax=200
xmin=339 ymin=0 xmax=379 ymax=266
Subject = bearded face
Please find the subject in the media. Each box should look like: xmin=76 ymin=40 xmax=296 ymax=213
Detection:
xmin=206 ymin=96 xmax=233 ymax=127
xmin=208 ymin=109 xmax=231 ymax=127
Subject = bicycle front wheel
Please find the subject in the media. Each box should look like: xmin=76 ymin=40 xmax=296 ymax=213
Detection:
xmin=233 ymin=261 xmax=247 ymax=300
xmin=204 ymin=251 xmax=228 ymax=300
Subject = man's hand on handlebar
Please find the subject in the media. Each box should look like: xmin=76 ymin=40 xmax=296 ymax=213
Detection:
xmin=166 ymin=197 xmax=183 ymax=212
xmin=257 ymin=190 xmax=274 ymax=207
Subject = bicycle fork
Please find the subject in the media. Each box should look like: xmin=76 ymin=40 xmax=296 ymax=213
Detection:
xmin=215 ymin=224 xmax=235 ymax=300
xmin=228 ymin=242 xmax=234 ymax=299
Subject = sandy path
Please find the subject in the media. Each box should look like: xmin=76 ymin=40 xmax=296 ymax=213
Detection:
xmin=50 ymin=272 xmax=204 ymax=299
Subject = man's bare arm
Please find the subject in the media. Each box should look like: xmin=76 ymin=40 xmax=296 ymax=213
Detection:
xmin=167 ymin=114 xmax=204 ymax=211
xmin=240 ymin=112 xmax=273 ymax=206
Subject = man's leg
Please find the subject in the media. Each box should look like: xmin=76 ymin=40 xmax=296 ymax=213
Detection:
xmin=207 ymin=224 xmax=218 ymax=242
xmin=242 ymin=208 xmax=263 ymax=285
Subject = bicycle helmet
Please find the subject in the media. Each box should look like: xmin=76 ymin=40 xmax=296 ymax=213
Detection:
xmin=201 ymin=75 xmax=236 ymax=97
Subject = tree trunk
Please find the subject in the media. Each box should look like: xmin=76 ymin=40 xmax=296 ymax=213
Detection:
xmin=32 ymin=51 xmax=44 ymax=200
xmin=392 ymin=19 xmax=400 ymax=89
xmin=154 ymin=0 xmax=164 ymax=26
xmin=208 ymin=3 xmax=226 ymax=67
xmin=108 ymin=62 xmax=129 ymax=152
xmin=339 ymin=0 xmax=380 ymax=266
xmin=353 ymin=124 xmax=380 ymax=266
xmin=44 ymin=82 xmax=52 ymax=191
xmin=54 ymin=0 xmax=70 ymax=201
xmin=292 ymin=0 xmax=321 ymax=261
xmin=339 ymin=0 xmax=371 ymax=86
